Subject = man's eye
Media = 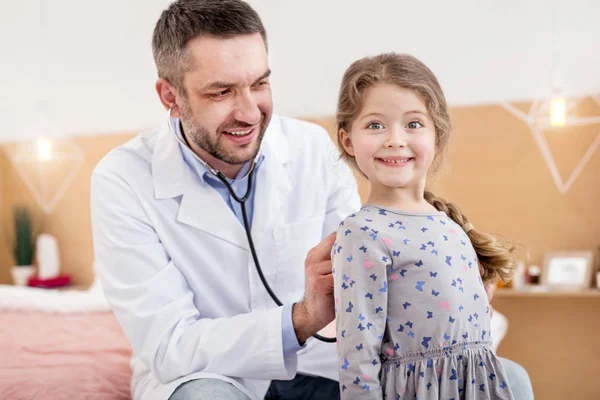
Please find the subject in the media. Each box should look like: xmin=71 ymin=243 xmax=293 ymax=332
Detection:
xmin=211 ymin=89 xmax=230 ymax=98
xmin=407 ymin=121 xmax=423 ymax=129
xmin=367 ymin=122 xmax=384 ymax=130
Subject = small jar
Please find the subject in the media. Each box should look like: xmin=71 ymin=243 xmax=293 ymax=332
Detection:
xmin=528 ymin=265 xmax=541 ymax=285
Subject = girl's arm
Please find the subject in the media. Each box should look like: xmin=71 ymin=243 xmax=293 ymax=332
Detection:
xmin=333 ymin=216 xmax=391 ymax=399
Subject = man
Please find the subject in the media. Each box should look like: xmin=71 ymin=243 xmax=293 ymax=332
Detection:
xmin=91 ymin=1 xmax=534 ymax=399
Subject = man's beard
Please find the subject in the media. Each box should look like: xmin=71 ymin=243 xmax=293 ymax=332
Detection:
xmin=180 ymin=102 xmax=270 ymax=165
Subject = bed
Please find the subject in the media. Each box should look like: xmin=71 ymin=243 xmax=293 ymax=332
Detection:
xmin=0 ymin=282 xmax=510 ymax=400
xmin=0 ymin=283 xmax=132 ymax=400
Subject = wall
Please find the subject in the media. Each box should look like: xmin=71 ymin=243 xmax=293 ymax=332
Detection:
xmin=1 ymin=99 xmax=599 ymax=284
xmin=0 ymin=153 xmax=11 ymax=283
xmin=1 ymin=0 xmax=599 ymax=140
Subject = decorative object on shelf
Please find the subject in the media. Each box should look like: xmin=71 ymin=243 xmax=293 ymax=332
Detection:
xmin=36 ymin=233 xmax=60 ymax=279
xmin=542 ymin=251 xmax=595 ymax=291
xmin=28 ymin=274 xmax=72 ymax=289
xmin=511 ymin=261 xmax=526 ymax=289
xmin=29 ymin=232 xmax=71 ymax=289
xmin=9 ymin=206 xmax=37 ymax=286
xmin=527 ymin=265 xmax=541 ymax=285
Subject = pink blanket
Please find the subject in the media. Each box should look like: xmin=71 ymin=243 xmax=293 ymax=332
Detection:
xmin=0 ymin=311 xmax=132 ymax=400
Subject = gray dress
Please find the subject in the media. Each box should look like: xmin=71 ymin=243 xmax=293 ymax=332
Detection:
xmin=332 ymin=205 xmax=515 ymax=399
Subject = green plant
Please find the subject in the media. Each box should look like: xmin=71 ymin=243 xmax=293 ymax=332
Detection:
xmin=12 ymin=206 xmax=35 ymax=266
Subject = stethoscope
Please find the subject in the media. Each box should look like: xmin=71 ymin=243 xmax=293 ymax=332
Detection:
xmin=167 ymin=106 xmax=335 ymax=343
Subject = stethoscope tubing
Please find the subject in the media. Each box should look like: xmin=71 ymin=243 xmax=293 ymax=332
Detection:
xmin=167 ymin=107 xmax=335 ymax=343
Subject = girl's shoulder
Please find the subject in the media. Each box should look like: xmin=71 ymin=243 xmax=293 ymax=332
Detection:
xmin=337 ymin=206 xmax=396 ymax=241
xmin=338 ymin=206 xmax=383 ymax=230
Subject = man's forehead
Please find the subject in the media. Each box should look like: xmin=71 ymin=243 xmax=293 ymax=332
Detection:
xmin=185 ymin=33 xmax=269 ymax=85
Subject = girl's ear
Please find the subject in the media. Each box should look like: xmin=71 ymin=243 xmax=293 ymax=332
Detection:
xmin=339 ymin=128 xmax=355 ymax=156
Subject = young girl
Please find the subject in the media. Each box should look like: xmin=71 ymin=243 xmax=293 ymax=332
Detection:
xmin=332 ymin=53 xmax=516 ymax=399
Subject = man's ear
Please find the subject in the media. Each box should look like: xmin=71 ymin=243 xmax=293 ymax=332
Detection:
xmin=156 ymin=78 xmax=181 ymax=117
xmin=339 ymin=129 xmax=355 ymax=157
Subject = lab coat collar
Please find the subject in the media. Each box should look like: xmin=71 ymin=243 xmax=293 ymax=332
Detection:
xmin=151 ymin=114 xmax=295 ymax=249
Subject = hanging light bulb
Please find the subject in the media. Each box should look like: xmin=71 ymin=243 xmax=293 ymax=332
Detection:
xmin=550 ymin=95 xmax=566 ymax=127
xmin=36 ymin=138 xmax=53 ymax=161
xmin=548 ymin=38 xmax=566 ymax=128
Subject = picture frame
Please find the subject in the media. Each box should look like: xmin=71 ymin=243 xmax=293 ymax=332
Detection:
xmin=542 ymin=251 xmax=596 ymax=290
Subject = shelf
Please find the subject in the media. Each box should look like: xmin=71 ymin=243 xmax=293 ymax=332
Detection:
xmin=494 ymin=288 xmax=600 ymax=298
xmin=55 ymin=284 xmax=90 ymax=292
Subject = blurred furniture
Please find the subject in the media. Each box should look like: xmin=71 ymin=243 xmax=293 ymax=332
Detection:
xmin=493 ymin=289 xmax=600 ymax=400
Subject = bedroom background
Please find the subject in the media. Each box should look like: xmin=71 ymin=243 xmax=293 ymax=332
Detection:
xmin=0 ymin=1 xmax=599 ymax=399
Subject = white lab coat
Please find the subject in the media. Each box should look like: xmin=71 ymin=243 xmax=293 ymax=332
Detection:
xmin=91 ymin=114 xmax=361 ymax=400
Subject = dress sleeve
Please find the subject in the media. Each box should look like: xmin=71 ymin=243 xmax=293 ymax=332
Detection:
xmin=333 ymin=215 xmax=391 ymax=399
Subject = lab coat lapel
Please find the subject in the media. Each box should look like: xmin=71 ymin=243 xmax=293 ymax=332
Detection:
xmin=250 ymin=116 xmax=294 ymax=248
xmin=152 ymin=123 xmax=248 ymax=250
xmin=177 ymin=184 xmax=248 ymax=250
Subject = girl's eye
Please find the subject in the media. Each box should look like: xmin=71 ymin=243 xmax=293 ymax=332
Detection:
xmin=407 ymin=121 xmax=423 ymax=129
xmin=367 ymin=122 xmax=384 ymax=130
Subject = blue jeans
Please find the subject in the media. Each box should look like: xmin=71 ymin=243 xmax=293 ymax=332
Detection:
xmin=168 ymin=375 xmax=337 ymax=400
xmin=499 ymin=357 xmax=535 ymax=399
xmin=169 ymin=357 xmax=534 ymax=399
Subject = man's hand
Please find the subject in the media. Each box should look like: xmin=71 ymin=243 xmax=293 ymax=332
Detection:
xmin=292 ymin=232 xmax=337 ymax=344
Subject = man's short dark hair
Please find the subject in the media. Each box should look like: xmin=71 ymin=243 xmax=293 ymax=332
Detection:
xmin=152 ymin=0 xmax=267 ymax=94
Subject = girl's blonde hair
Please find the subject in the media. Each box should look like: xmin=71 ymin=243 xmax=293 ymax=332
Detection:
xmin=335 ymin=53 xmax=515 ymax=284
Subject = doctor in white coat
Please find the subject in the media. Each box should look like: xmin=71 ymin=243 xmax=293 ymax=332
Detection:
xmin=92 ymin=1 xmax=359 ymax=399
xmin=91 ymin=1 xmax=534 ymax=400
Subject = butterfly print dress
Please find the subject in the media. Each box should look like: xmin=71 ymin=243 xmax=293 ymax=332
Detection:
xmin=332 ymin=205 xmax=514 ymax=399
